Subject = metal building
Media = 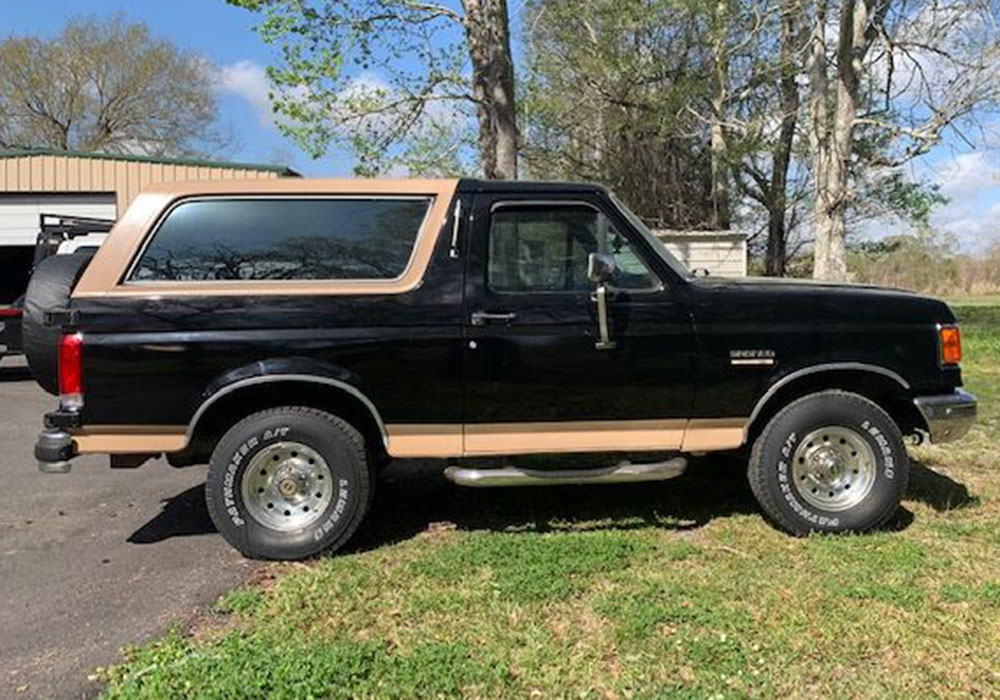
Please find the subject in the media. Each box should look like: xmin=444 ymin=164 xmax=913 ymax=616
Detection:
xmin=655 ymin=230 xmax=749 ymax=277
xmin=0 ymin=148 xmax=297 ymax=302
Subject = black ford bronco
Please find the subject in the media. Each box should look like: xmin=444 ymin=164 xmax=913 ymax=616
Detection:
xmin=23 ymin=178 xmax=976 ymax=560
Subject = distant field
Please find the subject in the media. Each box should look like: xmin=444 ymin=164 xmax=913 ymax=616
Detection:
xmin=944 ymin=293 xmax=1000 ymax=307
xmin=100 ymin=307 xmax=1000 ymax=699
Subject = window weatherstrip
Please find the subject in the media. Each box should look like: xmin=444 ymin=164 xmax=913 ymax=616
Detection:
xmin=122 ymin=194 xmax=434 ymax=285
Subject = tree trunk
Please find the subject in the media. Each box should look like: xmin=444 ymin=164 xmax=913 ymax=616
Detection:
xmin=818 ymin=0 xmax=866 ymax=280
xmin=462 ymin=0 xmax=518 ymax=180
xmin=765 ymin=0 xmax=802 ymax=277
xmin=811 ymin=0 xmax=888 ymax=280
xmin=709 ymin=0 xmax=731 ymax=230
xmin=808 ymin=0 xmax=834 ymax=279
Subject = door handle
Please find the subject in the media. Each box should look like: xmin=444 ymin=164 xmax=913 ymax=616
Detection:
xmin=593 ymin=284 xmax=617 ymax=350
xmin=470 ymin=311 xmax=517 ymax=326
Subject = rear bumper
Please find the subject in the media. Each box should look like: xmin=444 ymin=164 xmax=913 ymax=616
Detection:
xmin=914 ymin=389 xmax=977 ymax=444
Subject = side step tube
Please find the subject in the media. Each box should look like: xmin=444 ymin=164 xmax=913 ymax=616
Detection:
xmin=444 ymin=457 xmax=687 ymax=488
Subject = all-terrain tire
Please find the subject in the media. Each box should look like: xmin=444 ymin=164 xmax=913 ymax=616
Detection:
xmin=206 ymin=406 xmax=374 ymax=560
xmin=748 ymin=390 xmax=909 ymax=535
xmin=22 ymin=253 xmax=93 ymax=395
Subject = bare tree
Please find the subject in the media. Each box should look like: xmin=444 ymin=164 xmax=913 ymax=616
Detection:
xmin=807 ymin=0 xmax=1000 ymax=280
xmin=228 ymin=0 xmax=518 ymax=178
xmin=765 ymin=0 xmax=806 ymax=275
xmin=523 ymin=0 xmax=740 ymax=230
xmin=0 ymin=16 xmax=228 ymax=156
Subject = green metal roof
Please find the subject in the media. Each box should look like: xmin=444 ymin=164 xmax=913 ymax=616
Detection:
xmin=0 ymin=147 xmax=300 ymax=176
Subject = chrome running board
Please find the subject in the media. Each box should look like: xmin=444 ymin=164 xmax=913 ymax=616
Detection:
xmin=443 ymin=457 xmax=687 ymax=488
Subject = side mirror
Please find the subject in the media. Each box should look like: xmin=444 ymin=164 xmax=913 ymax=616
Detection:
xmin=588 ymin=253 xmax=616 ymax=285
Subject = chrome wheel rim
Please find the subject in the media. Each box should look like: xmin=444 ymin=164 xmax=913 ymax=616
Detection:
xmin=791 ymin=426 xmax=877 ymax=512
xmin=240 ymin=441 xmax=333 ymax=531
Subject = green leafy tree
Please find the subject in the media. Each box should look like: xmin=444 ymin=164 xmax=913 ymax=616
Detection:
xmin=227 ymin=0 xmax=517 ymax=178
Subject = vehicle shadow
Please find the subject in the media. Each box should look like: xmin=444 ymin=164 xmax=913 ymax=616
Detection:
xmin=348 ymin=454 xmax=759 ymax=553
xmin=906 ymin=458 xmax=979 ymax=511
xmin=125 ymin=455 xmax=978 ymax=549
xmin=127 ymin=484 xmax=217 ymax=543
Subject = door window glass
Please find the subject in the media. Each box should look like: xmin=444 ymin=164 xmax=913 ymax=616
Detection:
xmin=487 ymin=205 xmax=657 ymax=292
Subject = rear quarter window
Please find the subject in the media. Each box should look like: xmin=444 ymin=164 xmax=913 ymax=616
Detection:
xmin=130 ymin=197 xmax=431 ymax=282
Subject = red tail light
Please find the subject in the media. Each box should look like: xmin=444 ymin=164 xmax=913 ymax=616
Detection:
xmin=59 ymin=333 xmax=84 ymax=408
xmin=0 ymin=306 xmax=22 ymax=317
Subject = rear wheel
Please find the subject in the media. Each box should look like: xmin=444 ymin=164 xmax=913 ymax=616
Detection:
xmin=206 ymin=406 xmax=373 ymax=560
xmin=748 ymin=390 xmax=909 ymax=535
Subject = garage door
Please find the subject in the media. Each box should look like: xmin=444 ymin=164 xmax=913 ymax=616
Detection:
xmin=0 ymin=193 xmax=117 ymax=246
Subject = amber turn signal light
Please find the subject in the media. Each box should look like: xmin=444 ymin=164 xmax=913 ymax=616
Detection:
xmin=940 ymin=325 xmax=962 ymax=365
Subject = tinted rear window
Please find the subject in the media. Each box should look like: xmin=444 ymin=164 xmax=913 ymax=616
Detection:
xmin=130 ymin=197 xmax=431 ymax=282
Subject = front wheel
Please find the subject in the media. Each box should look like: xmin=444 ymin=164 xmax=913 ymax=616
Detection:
xmin=748 ymin=390 xmax=909 ymax=535
xmin=206 ymin=407 xmax=373 ymax=560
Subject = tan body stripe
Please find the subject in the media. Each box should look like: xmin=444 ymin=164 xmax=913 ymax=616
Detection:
xmin=385 ymin=424 xmax=463 ymax=457
xmin=385 ymin=419 xmax=746 ymax=458
xmin=463 ymin=419 xmax=687 ymax=456
xmin=72 ymin=426 xmax=188 ymax=454
xmin=69 ymin=418 xmax=747 ymax=458
xmin=680 ymin=418 xmax=747 ymax=452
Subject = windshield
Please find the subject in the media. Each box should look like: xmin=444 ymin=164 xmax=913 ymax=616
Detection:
xmin=609 ymin=192 xmax=692 ymax=279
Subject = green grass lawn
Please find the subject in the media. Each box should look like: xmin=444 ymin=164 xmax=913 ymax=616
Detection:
xmin=100 ymin=307 xmax=1000 ymax=699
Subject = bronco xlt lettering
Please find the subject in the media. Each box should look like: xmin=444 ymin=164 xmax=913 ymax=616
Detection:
xmin=23 ymin=178 xmax=977 ymax=560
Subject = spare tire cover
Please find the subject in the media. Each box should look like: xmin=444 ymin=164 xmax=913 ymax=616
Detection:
xmin=22 ymin=254 xmax=93 ymax=396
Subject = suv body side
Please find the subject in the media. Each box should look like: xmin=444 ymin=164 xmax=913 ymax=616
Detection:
xmin=47 ymin=178 xmax=963 ymax=464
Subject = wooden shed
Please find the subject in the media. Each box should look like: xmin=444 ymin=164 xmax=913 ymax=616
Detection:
xmin=654 ymin=230 xmax=748 ymax=277
xmin=0 ymin=148 xmax=297 ymax=302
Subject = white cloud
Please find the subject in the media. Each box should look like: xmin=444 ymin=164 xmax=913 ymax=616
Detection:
xmin=935 ymin=152 xmax=1000 ymax=196
xmin=217 ymin=60 xmax=274 ymax=128
xmin=334 ymin=70 xmax=468 ymax=132
xmin=930 ymin=198 xmax=1000 ymax=251
xmin=927 ymin=152 xmax=1000 ymax=251
xmin=855 ymin=151 xmax=1000 ymax=252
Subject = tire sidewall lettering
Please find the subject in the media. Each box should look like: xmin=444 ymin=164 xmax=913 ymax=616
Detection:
xmin=207 ymin=409 xmax=371 ymax=560
xmin=776 ymin=430 xmax=841 ymax=527
xmin=222 ymin=426 xmax=291 ymax=528
xmin=861 ymin=419 xmax=896 ymax=479
xmin=314 ymin=478 xmax=351 ymax=542
xmin=773 ymin=416 xmax=902 ymax=528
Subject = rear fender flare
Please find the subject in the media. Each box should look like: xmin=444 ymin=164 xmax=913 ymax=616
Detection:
xmin=188 ymin=362 xmax=388 ymax=449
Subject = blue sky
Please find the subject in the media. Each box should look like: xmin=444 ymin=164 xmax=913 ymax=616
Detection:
xmin=2 ymin=1 xmax=998 ymax=252
xmin=0 ymin=0 xmax=351 ymax=176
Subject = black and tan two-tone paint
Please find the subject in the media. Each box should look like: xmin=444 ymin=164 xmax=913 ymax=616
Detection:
xmin=57 ymin=177 xmax=961 ymax=462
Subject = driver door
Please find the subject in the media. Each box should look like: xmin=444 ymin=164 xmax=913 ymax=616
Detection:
xmin=461 ymin=192 xmax=696 ymax=455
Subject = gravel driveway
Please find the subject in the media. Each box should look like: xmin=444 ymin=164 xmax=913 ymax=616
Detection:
xmin=0 ymin=357 xmax=256 ymax=699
